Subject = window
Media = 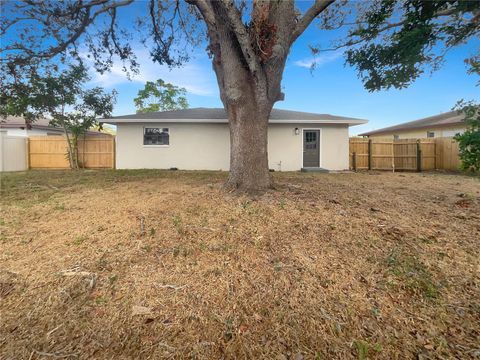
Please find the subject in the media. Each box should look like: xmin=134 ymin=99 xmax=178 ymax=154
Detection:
xmin=305 ymin=131 xmax=317 ymax=149
xmin=443 ymin=129 xmax=463 ymax=137
xmin=427 ymin=131 xmax=435 ymax=138
xmin=393 ymin=134 xmax=399 ymax=140
xmin=144 ymin=127 xmax=169 ymax=145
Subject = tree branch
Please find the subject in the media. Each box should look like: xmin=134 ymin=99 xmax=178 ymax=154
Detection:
xmin=3 ymin=0 xmax=134 ymax=63
xmin=319 ymin=7 xmax=473 ymax=53
xmin=186 ymin=0 xmax=216 ymax=28
xmin=220 ymin=0 xmax=263 ymax=77
xmin=291 ymin=0 xmax=335 ymax=44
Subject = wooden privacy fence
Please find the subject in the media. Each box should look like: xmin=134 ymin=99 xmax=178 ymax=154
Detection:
xmin=350 ymin=137 xmax=460 ymax=171
xmin=28 ymin=135 xmax=115 ymax=169
xmin=433 ymin=137 xmax=461 ymax=170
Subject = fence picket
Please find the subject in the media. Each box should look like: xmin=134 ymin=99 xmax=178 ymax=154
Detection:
xmin=350 ymin=137 xmax=460 ymax=171
xmin=28 ymin=135 xmax=114 ymax=169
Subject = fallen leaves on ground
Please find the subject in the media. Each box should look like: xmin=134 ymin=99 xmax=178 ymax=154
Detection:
xmin=0 ymin=170 xmax=479 ymax=359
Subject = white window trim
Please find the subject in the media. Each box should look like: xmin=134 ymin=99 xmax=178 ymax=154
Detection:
xmin=300 ymin=128 xmax=322 ymax=168
xmin=142 ymin=126 xmax=170 ymax=147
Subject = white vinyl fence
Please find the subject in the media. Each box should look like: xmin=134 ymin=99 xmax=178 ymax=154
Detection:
xmin=0 ymin=130 xmax=28 ymax=172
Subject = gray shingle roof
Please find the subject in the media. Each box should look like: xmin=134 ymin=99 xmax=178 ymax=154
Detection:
xmin=104 ymin=107 xmax=367 ymax=124
xmin=359 ymin=111 xmax=465 ymax=136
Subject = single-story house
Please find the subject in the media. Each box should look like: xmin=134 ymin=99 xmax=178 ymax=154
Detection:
xmin=104 ymin=108 xmax=367 ymax=171
xmin=0 ymin=116 xmax=111 ymax=137
xmin=0 ymin=116 xmax=65 ymax=136
xmin=359 ymin=111 xmax=466 ymax=139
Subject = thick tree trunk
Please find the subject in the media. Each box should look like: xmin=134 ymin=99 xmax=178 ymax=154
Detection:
xmin=191 ymin=0 xmax=334 ymax=192
xmin=197 ymin=0 xmax=296 ymax=193
xmin=226 ymin=101 xmax=272 ymax=192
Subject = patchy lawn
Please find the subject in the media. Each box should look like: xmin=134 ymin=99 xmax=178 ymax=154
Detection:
xmin=1 ymin=170 xmax=479 ymax=359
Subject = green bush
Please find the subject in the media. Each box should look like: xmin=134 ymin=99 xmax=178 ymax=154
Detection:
xmin=454 ymin=102 xmax=480 ymax=172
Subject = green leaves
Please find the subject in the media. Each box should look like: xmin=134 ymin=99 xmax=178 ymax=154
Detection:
xmin=6 ymin=64 xmax=116 ymax=133
xmin=0 ymin=64 xmax=116 ymax=168
xmin=454 ymin=101 xmax=480 ymax=172
xmin=1 ymin=65 xmax=85 ymax=121
xmin=134 ymin=79 xmax=188 ymax=114
xmin=465 ymin=54 xmax=480 ymax=85
xmin=344 ymin=0 xmax=480 ymax=91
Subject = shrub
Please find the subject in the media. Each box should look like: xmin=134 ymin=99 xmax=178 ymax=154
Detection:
xmin=454 ymin=101 xmax=480 ymax=172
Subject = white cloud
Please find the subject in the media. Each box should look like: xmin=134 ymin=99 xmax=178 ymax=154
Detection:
xmin=83 ymin=49 xmax=217 ymax=96
xmin=293 ymin=51 xmax=343 ymax=69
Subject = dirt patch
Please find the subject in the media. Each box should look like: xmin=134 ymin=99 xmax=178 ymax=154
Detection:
xmin=1 ymin=170 xmax=479 ymax=359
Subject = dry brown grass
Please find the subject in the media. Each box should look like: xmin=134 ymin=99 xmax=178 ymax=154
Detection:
xmin=1 ymin=170 xmax=479 ymax=359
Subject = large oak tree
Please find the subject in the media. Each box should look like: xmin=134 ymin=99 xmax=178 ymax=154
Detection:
xmin=1 ymin=0 xmax=479 ymax=191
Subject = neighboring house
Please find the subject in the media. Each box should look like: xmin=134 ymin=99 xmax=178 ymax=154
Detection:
xmin=0 ymin=116 xmax=65 ymax=136
xmin=0 ymin=116 xmax=111 ymax=137
xmin=359 ymin=111 xmax=466 ymax=139
xmin=104 ymin=107 xmax=367 ymax=171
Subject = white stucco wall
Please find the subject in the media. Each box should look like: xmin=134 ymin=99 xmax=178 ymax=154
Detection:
xmin=367 ymin=125 xmax=466 ymax=140
xmin=116 ymin=122 xmax=350 ymax=171
xmin=0 ymin=130 xmax=28 ymax=171
xmin=1 ymin=128 xmax=62 ymax=137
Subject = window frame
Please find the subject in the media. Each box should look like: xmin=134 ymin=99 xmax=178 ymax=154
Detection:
xmin=143 ymin=126 xmax=170 ymax=147
xmin=426 ymin=131 xmax=435 ymax=138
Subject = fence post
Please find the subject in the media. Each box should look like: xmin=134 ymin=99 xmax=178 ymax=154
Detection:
xmin=368 ymin=139 xmax=372 ymax=170
xmin=26 ymin=137 xmax=30 ymax=169
xmin=352 ymin=152 xmax=357 ymax=172
xmin=0 ymin=130 xmax=5 ymax=172
xmin=391 ymin=140 xmax=395 ymax=172
xmin=82 ymin=137 xmax=86 ymax=168
xmin=416 ymin=141 xmax=422 ymax=172
xmin=112 ymin=137 xmax=116 ymax=169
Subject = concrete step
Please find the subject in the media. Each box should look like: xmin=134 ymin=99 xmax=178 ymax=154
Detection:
xmin=301 ymin=167 xmax=330 ymax=173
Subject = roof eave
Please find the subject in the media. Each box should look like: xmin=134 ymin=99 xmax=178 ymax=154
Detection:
xmin=102 ymin=118 xmax=368 ymax=126
xmin=0 ymin=124 xmax=63 ymax=131
xmin=359 ymin=120 xmax=465 ymax=136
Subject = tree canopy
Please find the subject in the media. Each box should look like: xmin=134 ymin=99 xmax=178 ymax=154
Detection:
xmin=134 ymin=79 xmax=188 ymax=114
xmin=321 ymin=0 xmax=480 ymax=91
xmin=1 ymin=1 xmax=478 ymax=92
xmin=1 ymin=64 xmax=116 ymax=168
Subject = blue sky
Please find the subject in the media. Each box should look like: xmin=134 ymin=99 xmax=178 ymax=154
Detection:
xmin=81 ymin=2 xmax=479 ymax=136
